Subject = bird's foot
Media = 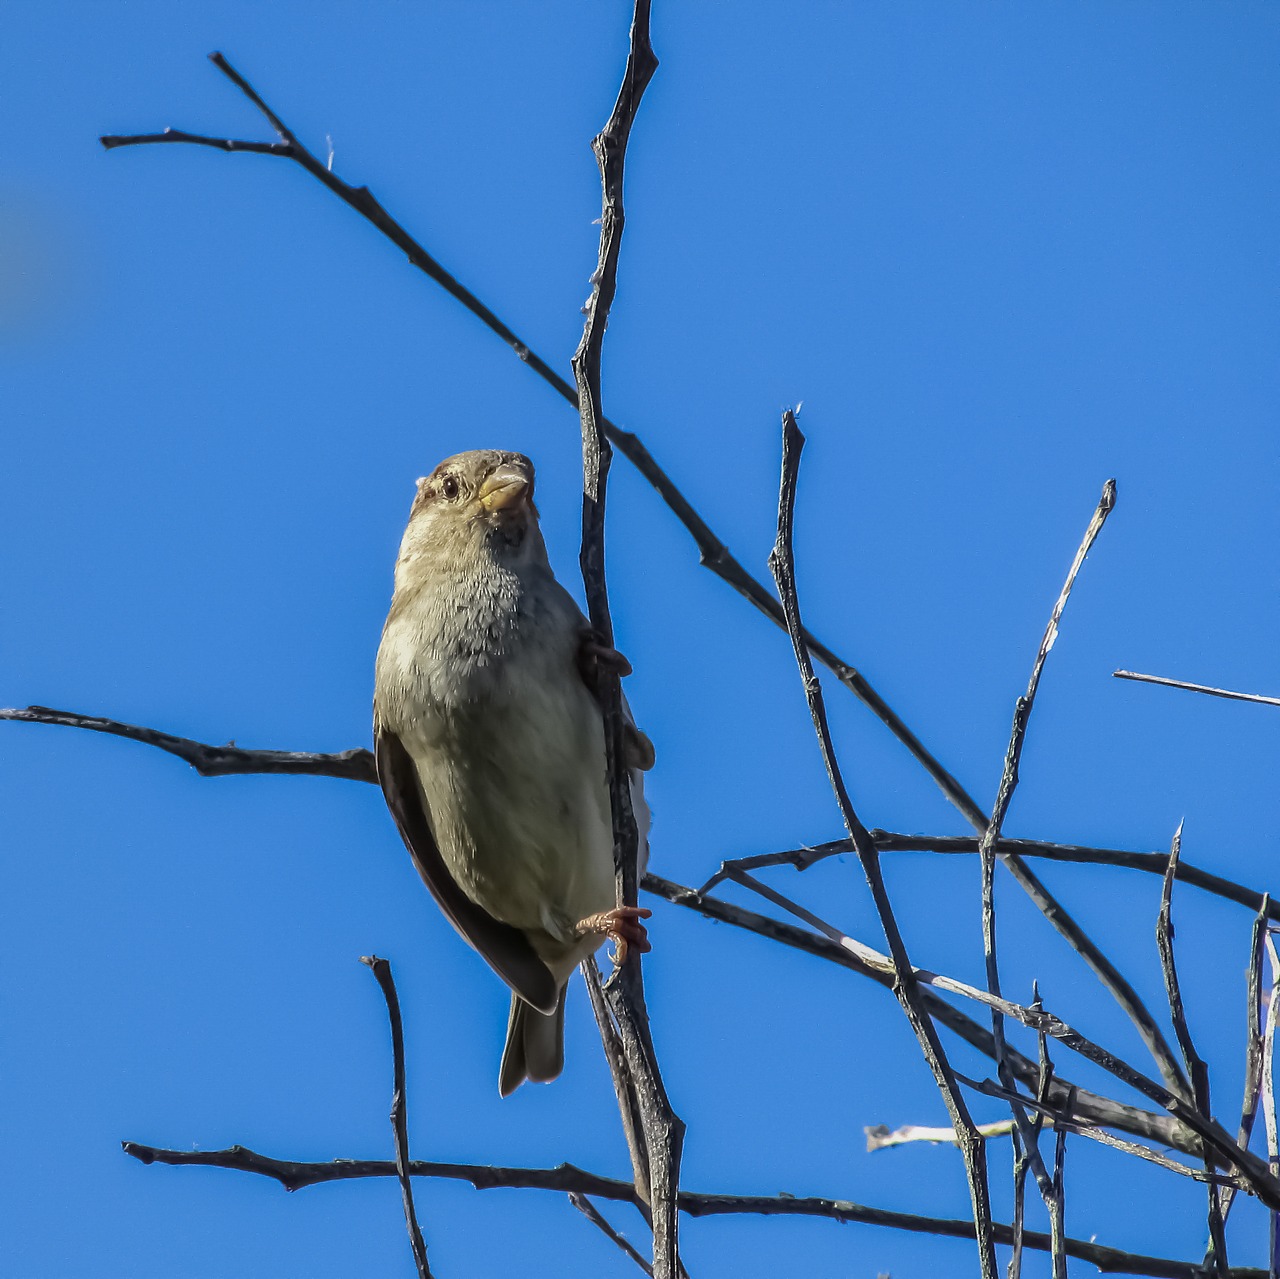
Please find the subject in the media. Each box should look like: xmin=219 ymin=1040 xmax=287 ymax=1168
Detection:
xmin=578 ymin=630 xmax=633 ymax=690
xmin=576 ymin=905 xmax=652 ymax=966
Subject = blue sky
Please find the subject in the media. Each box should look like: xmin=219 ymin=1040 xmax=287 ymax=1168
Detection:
xmin=5 ymin=3 xmax=1280 ymax=1275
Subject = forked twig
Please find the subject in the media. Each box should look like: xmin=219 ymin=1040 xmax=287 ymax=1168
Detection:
xmin=767 ymin=412 xmax=997 ymax=1279
xmin=360 ymin=956 xmax=432 ymax=1279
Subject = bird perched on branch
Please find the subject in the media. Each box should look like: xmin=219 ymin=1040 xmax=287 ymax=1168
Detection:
xmin=373 ymin=449 xmax=654 ymax=1095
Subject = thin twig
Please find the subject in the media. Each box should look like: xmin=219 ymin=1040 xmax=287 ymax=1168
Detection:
xmin=1215 ymin=896 xmax=1271 ymax=1247
xmin=1263 ymin=935 xmax=1280 ymax=1278
xmin=570 ymin=10 xmax=681 ymax=1279
xmin=1115 ymin=670 xmax=1280 ymax=708
xmin=767 ymin=413 xmax=997 ymax=1278
xmin=99 ymin=51 xmax=979 ymax=829
xmin=977 ymin=477 xmax=1119 ymax=1218
xmin=583 ymin=956 xmax=651 ymax=1211
xmin=0 ymin=705 xmax=376 ymax=780
xmin=119 ymin=1142 xmax=1251 ymax=1279
xmin=359 ymin=956 xmax=432 ymax=1279
xmin=570 ymin=1193 xmax=654 ymax=1275
xmin=1050 ymin=1090 xmax=1071 ymax=1279
xmin=1157 ymin=826 xmax=1227 ymax=1272
xmin=955 ymin=1071 xmax=1246 ymax=1188
xmin=866 ymin=1120 xmax=1019 ymax=1150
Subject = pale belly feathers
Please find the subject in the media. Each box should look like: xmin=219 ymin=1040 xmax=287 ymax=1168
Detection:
xmin=375 ymin=561 xmax=646 ymax=971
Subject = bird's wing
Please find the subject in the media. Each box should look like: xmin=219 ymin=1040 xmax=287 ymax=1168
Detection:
xmin=374 ymin=726 xmax=559 ymax=1015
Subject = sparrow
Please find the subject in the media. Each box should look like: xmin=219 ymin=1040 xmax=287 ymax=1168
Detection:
xmin=373 ymin=449 xmax=655 ymax=1095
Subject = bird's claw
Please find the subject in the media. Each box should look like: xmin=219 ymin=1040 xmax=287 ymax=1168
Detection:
xmin=578 ymin=630 xmax=633 ymax=688
xmin=577 ymin=905 xmax=652 ymax=966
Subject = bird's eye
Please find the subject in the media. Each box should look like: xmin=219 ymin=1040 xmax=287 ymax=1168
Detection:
xmin=441 ymin=476 xmax=460 ymax=500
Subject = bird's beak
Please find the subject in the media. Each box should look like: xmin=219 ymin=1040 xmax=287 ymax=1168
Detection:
xmin=479 ymin=465 xmax=533 ymax=514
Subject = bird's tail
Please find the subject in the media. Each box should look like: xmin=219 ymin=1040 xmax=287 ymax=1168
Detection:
xmin=499 ymin=990 xmax=566 ymax=1096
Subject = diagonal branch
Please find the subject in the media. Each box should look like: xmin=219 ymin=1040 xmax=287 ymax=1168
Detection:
xmin=719 ymin=862 xmax=1280 ymax=1207
xmin=360 ymin=956 xmax=432 ymax=1279
xmin=570 ymin=9 xmax=682 ymax=1279
xmin=644 ymin=871 xmax=1196 ymax=1154
xmin=120 ymin=1142 xmax=1250 ymax=1279
xmin=570 ymin=1193 xmax=654 ymax=1276
xmin=99 ymin=51 xmax=979 ymax=829
xmin=767 ymin=412 xmax=997 ymax=1279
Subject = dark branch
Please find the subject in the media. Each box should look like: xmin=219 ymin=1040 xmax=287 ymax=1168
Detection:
xmin=0 ymin=705 xmax=376 ymax=781
xmin=570 ymin=11 xmax=681 ymax=1279
xmin=767 ymin=413 xmax=997 ymax=1278
xmin=1114 ymin=670 xmax=1280 ymax=708
xmin=977 ymin=478 xmax=1119 ymax=1212
xmin=1213 ymin=895 xmax=1271 ymax=1247
xmin=569 ymin=1193 xmax=654 ymax=1275
xmin=120 ymin=1142 xmax=1255 ymax=1279
xmin=1156 ymin=830 xmax=1228 ymax=1272
xmin=360 ymin=956 xmax=432 ymax=1279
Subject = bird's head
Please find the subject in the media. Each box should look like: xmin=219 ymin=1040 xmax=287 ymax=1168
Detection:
xmin=394 ymin=449 xmax=546 ymax=590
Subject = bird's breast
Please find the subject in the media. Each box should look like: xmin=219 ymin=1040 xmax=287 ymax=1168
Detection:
xmin=375 ymin=566 xmax=618 ymax=947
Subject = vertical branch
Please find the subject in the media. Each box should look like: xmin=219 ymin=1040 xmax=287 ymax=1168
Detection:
xmin=360 ymin=956 xmax=433 ymax=1279
xmin=768 ymin=412 xmax=997 ymax=1279
xmin=572 ymin=8 xmax=684 ymax=1279
xmin=1156 ymin=825 xmax=1227 ymax=1271
xmin=1035 ymin=1003 xmax=1070 ymax=1279
xmin=1263 ymin=935 xmax=1280 ymax=1278
xmin=1215 ymin=894 xmax=1271 ymax=1244
xmin=977 ymin=478 xmax=1117 ymax=1220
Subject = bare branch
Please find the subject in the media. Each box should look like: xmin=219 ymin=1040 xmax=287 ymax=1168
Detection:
xmin=866 ymin=1120 xmax=1018 ymax=1150
xmin=1156 ymin=827 xmax=1228 ymax=1271
xmin=360 ymin=956 xmax=432 ymax=1279
xmin=1215 ymin=896 xmax=1271 ymax=1245
xmin=570 ymin=10 xmax=681 ymax=1279
xmin=0 ymin=705 xmax=375 ymax=781
xmin=976 ymin=478 xmax=1120 ymax=1220
xmin=119 ymin=1142 xmax=1250 ymax=1279
xmin=1115 ymin=670 xmax=1280 ymax=708
xmin=767 ymin=413 xmax=997 ymax=1278
xmin=569 ymin=1193 xmax=654 ymax=1276
xmin=1262 ymin=935 xmax=1280 ymax=1275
